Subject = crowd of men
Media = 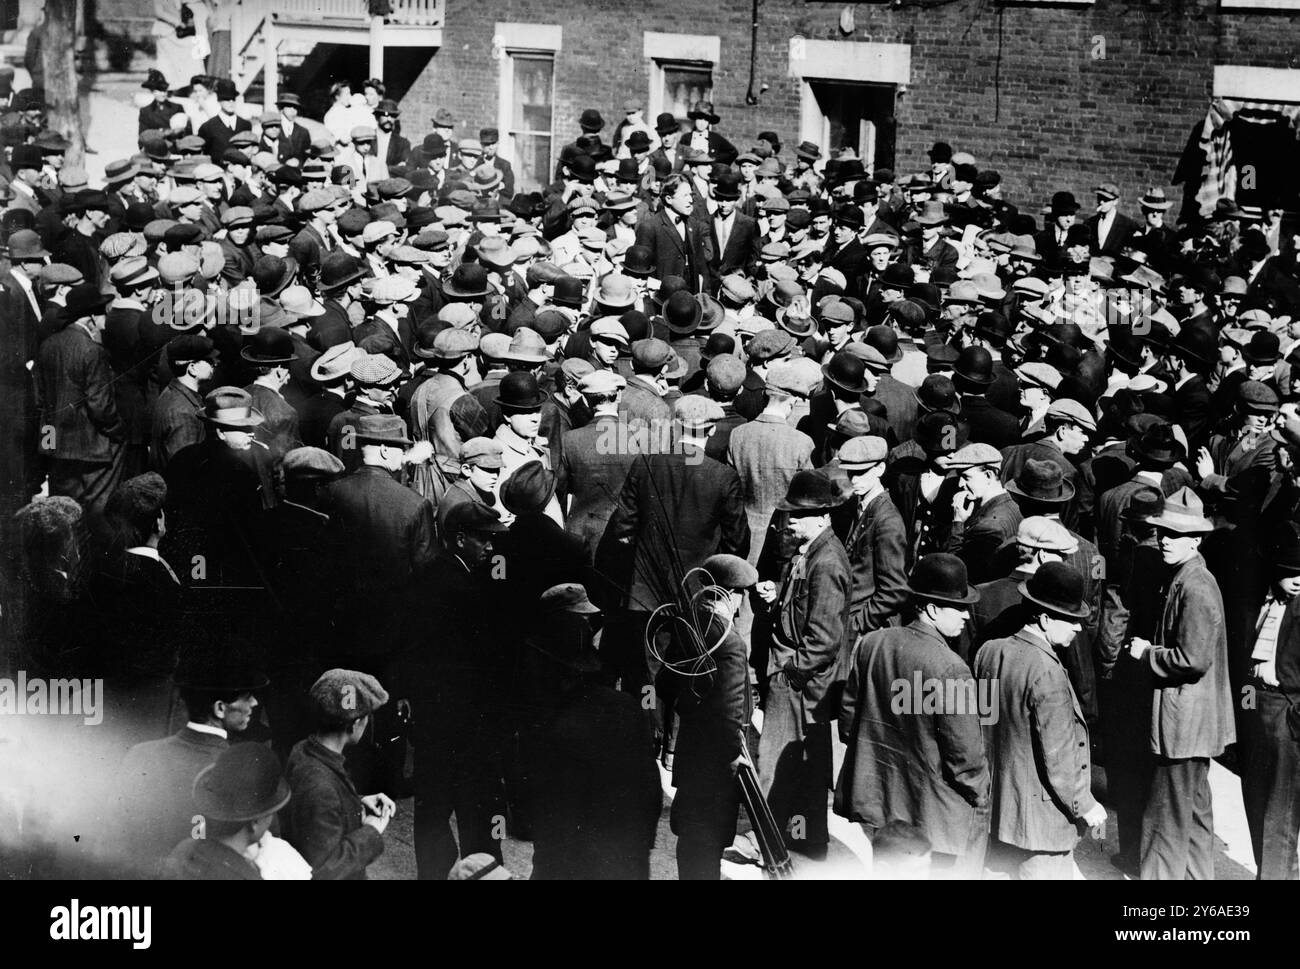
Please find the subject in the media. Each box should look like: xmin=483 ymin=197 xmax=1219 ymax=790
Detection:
xmin=1 ymin=62 xmax=1299 ymax=882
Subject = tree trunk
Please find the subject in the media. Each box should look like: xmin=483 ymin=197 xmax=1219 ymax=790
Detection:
xmin=40 ymin=0 xmax=85 ymax=168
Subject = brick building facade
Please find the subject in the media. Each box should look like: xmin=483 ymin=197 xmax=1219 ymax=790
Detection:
xmin=395 ymin=0 xmax=1300 ymax=218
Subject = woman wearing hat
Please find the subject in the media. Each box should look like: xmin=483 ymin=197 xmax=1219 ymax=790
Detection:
xmin=1127 ymin=487 xmax=1234 ymax=880
xmin=834 ymin=552 xmax=990 ymax=877
xmin=974 ymin=562 xmax=1108 ymax=879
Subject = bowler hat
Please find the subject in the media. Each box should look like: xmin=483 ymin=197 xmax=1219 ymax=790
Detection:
xmin=865 ymin=325 xmax=903 ymax=364
xmin=579 ymin=108 xmax=605 ymax=132
xmin=193 ymin=744 xmax=292 ymax=823
xmin=954 ymin=346 xmax=995 ymax=387
xmin=1007 ymin=459 xmax=1076 ymax=505
xmin=1049 ymin=191 xmax=1081 ymax=216
xmin=623 ymin=244 xmax=655 ymax=278
xmin=7 ymin=228 xmax=49 ymax=260
xmin=664 ymin=290 xmax=704 ymax=335
xmin=776 ymin=469 xmax=847 ymax=513
xmin=822 ymin=351 xmax=868 ymax=395
xmin=1019 ymin=562 xmax=1090 ymax=620
xmin=907 ymin=553 xmax=979 ymax=606
xmin=319 ymin=252 xmax=365 ymax=293
xmin=1242 ymin=331 xmax=1281 ymax=366
xmin=496 ymin=371 xmax=546 ymax=411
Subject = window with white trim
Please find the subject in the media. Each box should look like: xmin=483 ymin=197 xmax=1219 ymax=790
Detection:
xmin=644 ymin=32 xmax=721 ymax=121
xmin=495 ymin=23 xmax=562 ymax=193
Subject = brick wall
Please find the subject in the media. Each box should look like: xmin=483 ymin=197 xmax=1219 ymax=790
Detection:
xmin=398 ymin=0 xmax=1300 ymax=220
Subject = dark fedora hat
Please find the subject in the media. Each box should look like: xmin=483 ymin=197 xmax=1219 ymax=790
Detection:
xmin=1106 ymin=327 xmax=1146 ymax=371
xmin=1121 ymin=487 xmax=1164 ymax=523
xmin=445 ymin=263 xmax=491 ymax=299
xmin=355 ymin=413 xmax=413 ymax=447
xmin=193 ymin=743 xmax=292 ymax=823
xmin=822 ymin=351 xmax=868 ymax=395
xmin=240 ymin=327 xmax=298 ymax=365
xmin=319 ymin=252 xmax=366 ymax=293
xmin=664 ymin=290 xmax=704 ymax=335
xmin=251 ymin=255 xmax=297 ymax=297
xmin=501 ymin=459 xmax=556 ymax=516
xmin=907 ymin=552 xmax=979 ymax=606
xmin=880 ymin=263 xmax=914 ymax=291
xmin=776 ymin=469 xmax=846 ymax=513
xmin=1019 ymin=561 xmax=1089 ymax=620
xmin=1007 ymin=458 xmax=1076 ymax=505
xmin=1169 ymin=326 xmax=1216 ymax=369
xmin=953 ymin=345 xmax=995 ymax=387
xmin=1127 ymin=421 xmax=1185 ymax=469
xmin=496 ymin=371 xmax=546 ymax=412
xmin=65 ymin=283 xmax=113 ymax=320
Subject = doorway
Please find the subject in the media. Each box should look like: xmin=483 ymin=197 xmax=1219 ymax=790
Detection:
xmin=807 ymin=80 xmax=896 ymax=172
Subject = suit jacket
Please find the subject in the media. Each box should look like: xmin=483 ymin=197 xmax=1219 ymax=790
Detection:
xmin=35 ymin=323 xmax=124 ymax=462
xmin=116 ymin=726 xmax=227 ymax=875
xmin=960 ymin=395 xmax=1021 ymax=449
xmin=1087 ymin=210 xmax=1140 ymax=256
xmin=310 ymin=298 xmax=354 ymax=351
xmin=490 ymin=154 xmax=516 ymax=199
xmin=611 ymin=444 xmax=750 ymax=612
xmin=1146 ymin=553 xmax=1235 ymax=759
xmin=558 ymin=414 xmax=637 ymax=558
xmin=710 ymin=210 xmax=762 ymax=279
xmin=826 ymin=239 xmax=871 ymax=297
xmin=767 ymin=526 xmax=852 ymax=723
xmin=727 ymin=414 xmax=815 ymax=565
xmin=834 ymin=619 xmax=990 ymax=855
xmin=671 ymin=608 xmax=750 ymax=799
xmin=634 ymin=207 xmax=711 ymax=293
xmin=325 ymin=465 xmax=437 ymax=654
xmin=837 ymin=489 xmax=908 ymax=636
xmin=277 ymin=123 xmax=313 ymax=165
xmin=974 ymin=628 xmax=1096 ymax=851
xmin=198 ymin=114 xmax=252 ymax=159
xmin=284 ymin=737 xmax=385 ymax=880
xmin=948 ymin=491 xmax=1022 ymax=584
xmin=874 ymin=374 xmax=919 ymax=444
xmin=1173 ymin=375 xmax=1212 ymax=453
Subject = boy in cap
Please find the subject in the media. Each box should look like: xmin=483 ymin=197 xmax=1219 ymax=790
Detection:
xmin=437 ymin=437 xmax=507 ymax=540
xmin=1128 ymin=488 xmax=1234 ymax=880
xmin=284 ymin=669 xmax=395 ymax=879
xmin=837 ymin=436 xmax=908 ymax=637
xmin=975 ymin=562 xmax=1108 ymax=878
xmin=834 ymin=553 xmax=990 ymax=878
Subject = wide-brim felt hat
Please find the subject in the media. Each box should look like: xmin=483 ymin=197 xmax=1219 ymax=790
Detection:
xmin=193 ymin=745 xmax=292 ymax=823
xmin=1146 ymin=490 xmax=1214 ymax=534
xmin=1006 ymin=461 xmax=1077 ymax=505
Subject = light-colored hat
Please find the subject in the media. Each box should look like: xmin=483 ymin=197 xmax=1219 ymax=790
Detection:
xmin=674 ymin=394 xmax=725 ymax=429
xmin=280 ymin=285 xmax=325 ymax=319
xmin=1045 ymin=398 xmax=1097 ymax=432
xmin=589 ymin=317 xmax=630 ymax=347
xmin=839 ymin=435 xmax=889 ymax=470
xmin=940 ymin=442 xmax=1003 ymax=470
xmin=1146 ymin=486 xmax=1213 ymax=535
xmin=1016 ymin=516 xmax=1078 ymax=554
xmin=577 ymin=370 xmax=627 ymax=395
xmin=310 ymin=342 xmax=362 ymax=382
xmin=361 ymin=220 xmax=398 ymax=246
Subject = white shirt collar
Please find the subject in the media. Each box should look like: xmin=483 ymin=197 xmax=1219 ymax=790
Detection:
xmin=186 ymin=721 xmax=229 ymax=740
xmin=126 ymin=546 xmax=161 ymax=561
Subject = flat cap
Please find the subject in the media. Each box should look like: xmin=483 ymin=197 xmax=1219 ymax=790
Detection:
xmin=765 ymin=357 xmax=822 ymax=398
xmin=539 ymin=583 xmax=601 ymax=614
xmin=701 ymin=553 xmax=759 ymax=591
xmin=590 ymin=317 xmax=631 ymax=347
xmin=459 ymin=437 xmax=504 ymax=469
xmin=282 ymin=446 xmax=346 ymax=479
xmin=158 ymin=251 xmax=200 ymax=284
xmin=1046 ymin=397 xmax=1097 ymax=431
xmin=578 ymin=369 xmax=627 ymax=395
xmin=720 ymin=274 xmax=757 ymax=303
xmin=839 ymin=435 xmax=889 ymax=470
xmin=632 ymin=337 xmax=672 ymax=371
xmin=169 ymin=185 xmax=204 ymax=205
xmin=40 ymin=263 xmax=84 ymax=286
xmin=1015 ymin=362 xmax=1062 ymax=391
xmin=941 ymin=442 xmax=1003 ymax=469
xmin=747 ymin=328 xmax=795 ymax=362
xmin=707 ymin=354 xmax=747 ymax=394
xmin=674 ymin=394 xmax=725 ymax=428
xmin=1017 ymin=516 xmax=1078 ymax=553
xmin=309 ymin=668 xmax=389 ymax=722
xmin=100 ymin=231 xmax=146 ymax=260
xmin=443 ymin=502 xmax=508 ymax=536
xmin=349 ymin=352 xmax=403 ymax=386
